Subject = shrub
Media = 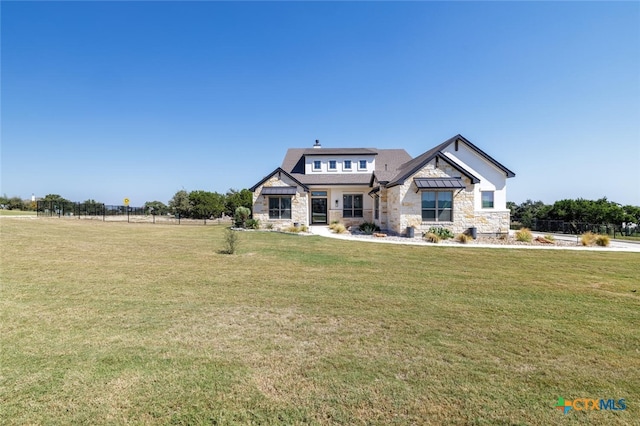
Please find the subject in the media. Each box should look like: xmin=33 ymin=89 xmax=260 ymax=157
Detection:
xmin=424 ymin=232 xmax=441 ymax=243
xmin=581 ymin=232 xmax=597 ymax=246
xmin=428 ymin=227 xmax=454 ymax=240
xmin=265 ymin=223 xmax=274 ymax=230
xmin=332 ymin=223 xmax=347 ymax=234
xmin=300 ymin=225 xmax=308 ymax=233
xmin=359 ymin=222 xmax=380 ymax=235
xmin=456 ymin=233 xmax=471 ymax=244
xmin=245 ymin=218 xmax=260 ymax=229
xmin=595 ymin=234 xmax=610 ymax=247
xmin=221 ymin=227 xmax=239 ymax=254
xmin=544 ymin=234 xmax=555 ymax=242
xmin=285 ymin=225 xmax=302 ymax=233
xmin=515 ymin=228 xmax=533 ymax=242
xmin=234 ymin=206 xmax=251 ymax=228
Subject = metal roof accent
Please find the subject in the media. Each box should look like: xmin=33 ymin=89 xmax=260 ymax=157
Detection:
xmin=414 ymin=178 xmax=466 ymax=189
xmin=260 ymin=186 xmax=297 ymax=195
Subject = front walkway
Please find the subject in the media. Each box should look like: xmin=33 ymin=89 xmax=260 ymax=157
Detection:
xmin=308 ymin=226 xmax=640 ymax=253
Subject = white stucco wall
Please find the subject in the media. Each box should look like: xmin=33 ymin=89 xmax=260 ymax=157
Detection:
xmin=304 ymin=155 xmax=376 ymax=174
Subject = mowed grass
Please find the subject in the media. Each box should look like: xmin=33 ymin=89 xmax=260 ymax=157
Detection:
xmin=0 ymin=218 xmax=638 ymax=425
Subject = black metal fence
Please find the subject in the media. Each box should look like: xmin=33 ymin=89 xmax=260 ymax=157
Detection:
xmin=36 ymin=201 xmax=146 ymax=218
xmin=527 ymin=219 xmax=639 ymax=238
xmin=35 ymin=201 xmax=232 ymax=225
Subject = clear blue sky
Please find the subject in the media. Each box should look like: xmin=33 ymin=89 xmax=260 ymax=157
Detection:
xmin=2 ymin=1 xmax=639 ymax=207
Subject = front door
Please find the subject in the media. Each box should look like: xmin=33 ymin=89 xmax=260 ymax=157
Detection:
xmin=311 ymin=198 xmax=327 ymax=224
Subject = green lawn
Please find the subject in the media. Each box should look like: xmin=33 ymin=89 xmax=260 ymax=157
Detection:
xmin=1 ymin=218 xmax=638 ymax=425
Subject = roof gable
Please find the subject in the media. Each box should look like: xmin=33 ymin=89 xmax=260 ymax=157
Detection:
xmin=249 ymin=167 xmax=309 ymax=192
xmin=386 ymin=134 xmax=513 ymax=187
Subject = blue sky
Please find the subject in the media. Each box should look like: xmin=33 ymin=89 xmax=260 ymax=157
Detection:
xmin=2 ymin=1 xmax=639 ymax=207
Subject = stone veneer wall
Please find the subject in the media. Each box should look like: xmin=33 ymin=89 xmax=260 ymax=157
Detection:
xmin=385 ymin=160 xmax=510 ymax=235
xmin=252 ymin=174 xmax=308 ymax=228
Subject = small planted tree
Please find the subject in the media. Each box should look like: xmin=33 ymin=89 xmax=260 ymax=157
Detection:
xmin=221 ymin=227 xmax=239 ymax=254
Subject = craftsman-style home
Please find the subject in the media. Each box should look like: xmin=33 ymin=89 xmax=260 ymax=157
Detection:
xmin=250 ymin=134 xmax=515 ymax=236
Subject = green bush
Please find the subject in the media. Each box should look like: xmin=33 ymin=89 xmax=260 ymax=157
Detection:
xmin=234 ymin=207 xmax=251 ymax=228
xmin=359 ymin=222 xmax=380 ymax=235
xmin=515 ymin=228 xmax=533 ymax=242
xmin=428 ymin=227 xmax=454 ymax=240
xmin=245 ymin=218 xmax=260 ymax=229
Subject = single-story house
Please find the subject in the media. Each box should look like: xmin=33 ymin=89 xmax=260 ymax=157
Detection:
xmin=250 ymin=134 xmax=515 ymax=236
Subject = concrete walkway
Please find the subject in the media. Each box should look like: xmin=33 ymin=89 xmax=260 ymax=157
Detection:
xmin=308 ymin=226 xmax=640 ymax=253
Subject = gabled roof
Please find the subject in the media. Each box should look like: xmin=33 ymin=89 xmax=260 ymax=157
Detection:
xmin=451 ymin=134 xmax=516 ymax=178
xmin=249 ymin=167 xmax=309 ymax=192
xmin=388 ymin=151 xmax=480 ymax=187
xmin=386 ymin=134 xmax=514 ymax=187
xmin=251 ymin=135 xmax=513 ymax=192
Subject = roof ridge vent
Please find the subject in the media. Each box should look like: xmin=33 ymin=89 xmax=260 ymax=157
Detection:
xmin=313 ymin=139 xmax=321 ymax=149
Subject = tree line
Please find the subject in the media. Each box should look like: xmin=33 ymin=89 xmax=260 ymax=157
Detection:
xmin=508 ymin=198 xmax=640 ymax=230
xmin=1 ymin=189 xmax=253 ymax=219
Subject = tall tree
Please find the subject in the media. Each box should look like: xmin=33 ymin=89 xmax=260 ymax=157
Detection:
xmin=145 ymin=200 xmax=170 ymax=216
xmin=225 ymin=188 xmax=253 ymax=216
xmin=169 ymin=190 xmax=191 ymax=217
xmin=189 ymin=190 xmax=225 ymax=219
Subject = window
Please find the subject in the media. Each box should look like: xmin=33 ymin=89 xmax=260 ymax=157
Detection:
xmin=329 ymin=160 xmax=337 ymax=170
xmin=374 ymin=196 xmax=379 ymax=220
xmin=421 ymin=191 xmax=453 ymax=222
xmin=269 ymin=196 xmax=291 ymax=219
xmin=343 ymin=194 xmax=363 ymax=218
xmin=344 ymin=160 xmax=352 ymax=170
xmin=313 ymin=160 xmax=321 ymax=170
xmin=359 ymin=160 xmax=367 ymax=170
xmin=481 ymin=191 xmax=494 ymax=208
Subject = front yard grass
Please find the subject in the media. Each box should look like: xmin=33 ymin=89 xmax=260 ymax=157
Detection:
xmin=1 ymin=218 xmax=638 ymax=425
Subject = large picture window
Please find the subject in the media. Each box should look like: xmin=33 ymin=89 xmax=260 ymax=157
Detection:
xmin=343 ymin=194 xmax=363 ymax=218
xmin=421 ymin=191 xmax=452 ymax=222
xmin=269 ymin=196 xmax=292 ymax=219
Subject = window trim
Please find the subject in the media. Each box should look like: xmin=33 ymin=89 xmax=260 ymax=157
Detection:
xmin=313 ymin=160 xmax=321 ymax=171
xmin=328 ymin=160 xmax=337 ymax=171
xmin=358 ymin=160 xmax=367 ymax=170
xmin=268 ymin=196 xmax=292 ymax=220
xmin=343 ymin=160 xmax=352 ymax=170
xmin=481 ymin=191 xmax=494 ymax=209
xmin=421 ymin=190 xmax=453 ymax=222
xmin=343 ymin=194 xmax=363 ymax=218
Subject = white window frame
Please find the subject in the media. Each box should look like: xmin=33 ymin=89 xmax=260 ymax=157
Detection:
xmin=328 ymin=160 xmax=337 ymax=171
xmin=313 ymin=160 xmax=321 ymax=171
xmin=343 ymin=160 xmax=352 ymax=171
xmin=481 ymin=191 xmax=494 ymax=209
xmin=358 ymin=160 xmax=367 ymax=170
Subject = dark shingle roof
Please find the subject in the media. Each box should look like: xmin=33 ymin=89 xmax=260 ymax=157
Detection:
xmin=280 ymin=148 xmax=411 ymax=187
xmin=255 ymin=135 xmax=513 ymax=191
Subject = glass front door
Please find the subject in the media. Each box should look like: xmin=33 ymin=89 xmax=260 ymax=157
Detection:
xmin=311 ymin=198 xmax=327 ymax=224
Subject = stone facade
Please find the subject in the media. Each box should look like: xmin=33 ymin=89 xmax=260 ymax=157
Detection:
xmin=383 ymin=159 xmax=509 ymax=236
xmin=252 ymin=174 xmax=308 ymax=229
